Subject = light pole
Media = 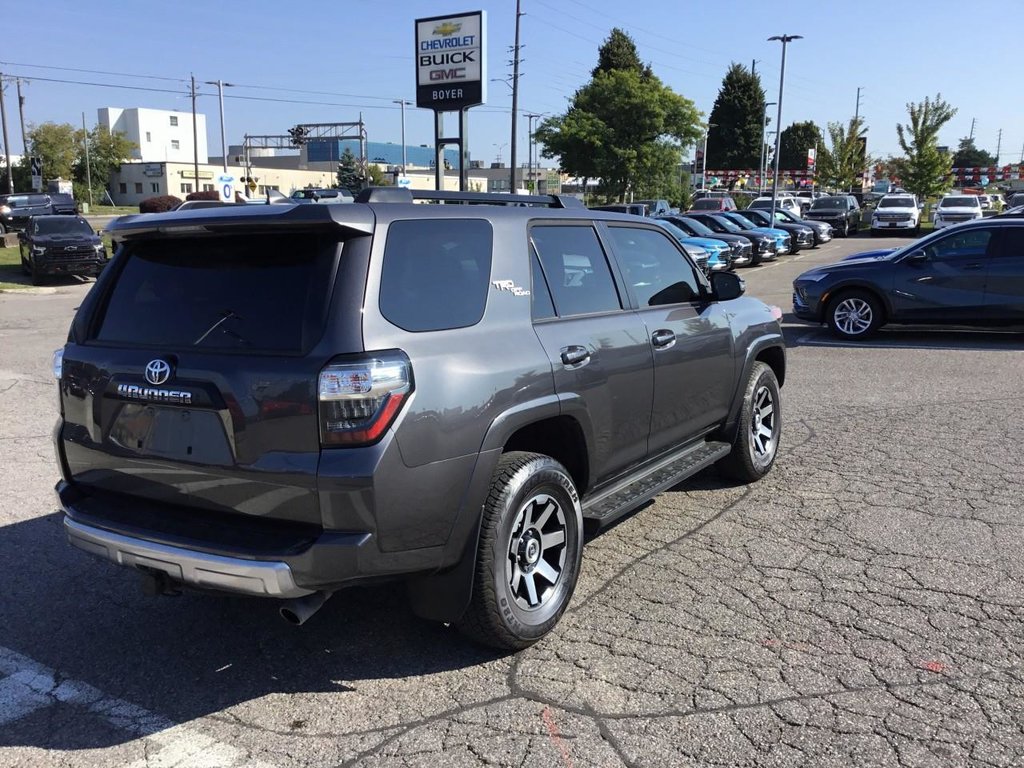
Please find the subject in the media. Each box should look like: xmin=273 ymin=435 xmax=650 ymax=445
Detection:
xmin=525 ymin=112 xmax=544 ymax=191
xmin=759 ymin=102 xmax=776 ymax=194
xmin=205 ymin=79 xmax=235 ymax=173
xmin=700 ymin=123 xmax=717 ymax=191
xmin=767 ymin=34 xmax=802 ymax=221
xmin=392 ymin=99 xmax=412 ymax=175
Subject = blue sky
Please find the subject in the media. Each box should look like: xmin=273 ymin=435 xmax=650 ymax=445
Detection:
xmin=3 ymin=0 xmax=1020 ymax=168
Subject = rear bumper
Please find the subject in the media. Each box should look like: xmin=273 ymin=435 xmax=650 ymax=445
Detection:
xmin=64 ymin=516 xmax=313 ymax=597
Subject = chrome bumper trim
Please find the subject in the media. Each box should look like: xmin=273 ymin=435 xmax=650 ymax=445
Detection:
xmin=64 ymin=517 xmax=313 ymax=598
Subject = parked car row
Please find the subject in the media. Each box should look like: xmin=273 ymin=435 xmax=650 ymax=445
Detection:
xmin=0 ymin=192 xmax=78 ymax=234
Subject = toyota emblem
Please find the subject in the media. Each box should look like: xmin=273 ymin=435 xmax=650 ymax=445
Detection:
xmin=144 ymin=359 xmax=172 ymax=386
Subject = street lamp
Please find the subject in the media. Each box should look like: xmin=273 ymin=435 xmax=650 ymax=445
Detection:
xmin=392 ymin=99 xmax=412 ymax=176
xmin=701 ymin=123 xmax=717 ymax=191
xmin=759 ymin=102 xmax=776 ymax=194
xmin=204 ymin=79 xmax=235 ymax=173
xmin=525 ymin=112 xmax=545 ymax=191
xmin=767 ymin=35 xmax=802 ymax=220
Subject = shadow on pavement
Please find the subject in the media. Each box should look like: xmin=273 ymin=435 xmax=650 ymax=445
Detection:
xmin=781 ymin=317 xmax=1023 ymax=351
xmin=0 ymin=511 xmax=502 ymax=750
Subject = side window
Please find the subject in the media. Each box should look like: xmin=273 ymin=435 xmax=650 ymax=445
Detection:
xmin=606 ymin=226 xmax=700 ymax=307
xmin=530 ymin=247 xmax=556 ymax=320
xmin=924 ymin=228 xmax=993 ymax=261
xmin=530 ymin=225 xmax=622 ymax=317
xmin=994 ymin=226 xmax=1024 ymax=258
xmin=380 ymin=219 xmax=493 ymax=332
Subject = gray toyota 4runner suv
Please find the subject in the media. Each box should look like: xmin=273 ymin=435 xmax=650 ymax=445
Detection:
xmin=53 ymin=188 xmax=785 ymax=650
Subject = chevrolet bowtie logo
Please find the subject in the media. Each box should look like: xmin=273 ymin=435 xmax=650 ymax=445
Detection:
xmin=433 ymin=22 xmax=462 ymax=36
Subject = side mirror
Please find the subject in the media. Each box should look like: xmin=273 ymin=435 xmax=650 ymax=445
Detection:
xmin=710 ymin=270 xmax=745 ymax=301
xmin=907 ymin=250 xmax=928 ymax=263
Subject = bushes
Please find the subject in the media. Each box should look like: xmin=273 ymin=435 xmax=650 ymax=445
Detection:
xmin=185 ymin=189 xmax=220 ymax=202
xmin=139 ymin=195 xmax=182 ymax=213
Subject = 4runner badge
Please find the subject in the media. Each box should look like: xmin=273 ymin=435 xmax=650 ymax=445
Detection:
xmin=492 ymin=279 xmax=530 ymax=297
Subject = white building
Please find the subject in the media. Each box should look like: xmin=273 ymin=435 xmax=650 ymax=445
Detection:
xmin=98 ymin=107 xmax=208 ymax=164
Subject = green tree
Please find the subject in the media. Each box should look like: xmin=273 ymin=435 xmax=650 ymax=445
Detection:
xmin=74 ymin=126 xmax=137 ymax=203
xmin=367 ymin=164 xmax=390 ymax=186
xmin=894 ymin=94 xmax=957 ymax=200
xmin=591 ymin=27 xmax=651 ymax=78
xmin=815 ymin=117 xmax=870 ymax=191
xmin=705 ymin=63 xmax=766 ymax=169
xmin=537 ymin=31 xmax=701 ymax=202
xmin=336 ymin=147 xmax=364 ymax=192
xmin=26 ymin=122 xmax=81 ymax=182
xmin=951 ymin=136 xmax=995 ymax=168
xmin=778 ymin=121 xmax=823 ymax=170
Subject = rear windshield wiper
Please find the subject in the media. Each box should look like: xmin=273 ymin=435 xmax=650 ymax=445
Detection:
xmin=194 ymin=310 xmax=246 ymax=346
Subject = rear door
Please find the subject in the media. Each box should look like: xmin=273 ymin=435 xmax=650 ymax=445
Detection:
xmin=602 ymin=223 xmax=734 ymax=454
xmin=890 ymin=227 xmax=994 ymax=322
xmin=530 ymin=222 xmax=654 ymax=484
xmin=58 ymin=232 xmax=350 ymax=525
xmin=983 ymin=224 xmax=1024 ymax=322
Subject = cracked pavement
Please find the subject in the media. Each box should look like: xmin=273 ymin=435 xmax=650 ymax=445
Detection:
xmin=1 ymin=235 xmax=1023 ymax=767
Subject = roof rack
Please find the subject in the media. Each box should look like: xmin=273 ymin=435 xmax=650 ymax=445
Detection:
xmin=354 ymin=187 xmax=582 ymax=208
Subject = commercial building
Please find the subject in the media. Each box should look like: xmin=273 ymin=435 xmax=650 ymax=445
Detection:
xmin=98 ymin=107 xmax=208 ymax=164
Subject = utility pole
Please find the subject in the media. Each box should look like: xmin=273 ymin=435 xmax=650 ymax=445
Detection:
xmin=81 ymin=113 xmax=93 ymax=207
xmin=205 ymin=79 xmax=235 ymax=173
xmin=16 ymin=78 xmax=27 ymax=158
xmin=995 ymin=128 xmax=1002 ymax=166
xmin=854 ymin=86 xmax=862 ymax=123
xmin=751 ymin=59 xmax=759 ymax=76
xmin=190 ymin=75 xmax=199 ymax=193
xmin=759 ymin=103 xmax=775 ymax=194
xmin=509 ymin=0 xmax=522 ymax=193
xmin=0 ymin=73 xmax=13 ymax=193
xmin=969 ymin=118 xmax=976 ymax=141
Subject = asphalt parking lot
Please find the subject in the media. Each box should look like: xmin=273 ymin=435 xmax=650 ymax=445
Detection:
xmin=1 ymin=234 xmax=1022 ymax=767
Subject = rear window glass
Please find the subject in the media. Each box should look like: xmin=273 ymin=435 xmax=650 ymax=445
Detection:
xmin=94 ymin=234 xmax=337 ymax=353
xmin=380 ymin=219 xmax=492 ymax=332
xmin=691 ymin=199 xmax=724 ymax=210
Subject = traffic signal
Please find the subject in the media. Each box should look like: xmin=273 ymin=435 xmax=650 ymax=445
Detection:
xmin=288 ymin=125 xmax=307 ymax=147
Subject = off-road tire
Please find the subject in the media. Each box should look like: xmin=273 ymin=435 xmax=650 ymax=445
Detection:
xmin=456 ymin=452 xmax=583 ymax=650
xmin=717 ymin=362 xmax=781 ymax=483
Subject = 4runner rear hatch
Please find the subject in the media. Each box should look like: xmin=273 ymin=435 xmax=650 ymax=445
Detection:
xmin=55 ymin=205 xmax=374 ymax=548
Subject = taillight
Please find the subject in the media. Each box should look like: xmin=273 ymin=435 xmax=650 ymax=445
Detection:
xmin=318 ymin=352 xmax=413 ymax=447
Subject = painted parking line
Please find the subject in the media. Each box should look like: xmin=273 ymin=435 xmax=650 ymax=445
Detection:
xmin=0 ymin=645 xmax=272 ymax=768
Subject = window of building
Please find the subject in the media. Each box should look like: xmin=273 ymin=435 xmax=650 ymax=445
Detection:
xmin=145 ymin=132 xmax=151 ymax=143
xmin=180 ymin=183 xmax=193 ymax=194
xmin=169 ymin=116 xmax=179 ymax=127
xmin=531 ymin=225 xmax=622 ymax=317
xmin=171 ymin=139 xmax=180 ymax=150
xmin=202 ymin=184 xmax=214 ymax=192
xmin=151 ymin=183 xmax=160 ymax=194
xmin=134 ymin=182 xmax=143 ymax=194
xmin=119 ymin=183 xmax=128 ymax=194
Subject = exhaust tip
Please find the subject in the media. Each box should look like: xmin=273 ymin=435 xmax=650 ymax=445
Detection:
xmin=278 ymin=591 xmax=332 ymax=626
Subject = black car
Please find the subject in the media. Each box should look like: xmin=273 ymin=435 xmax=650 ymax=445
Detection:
xmin=803 ymin=195 xmax=862 ymax=237
xmin=0 ymin=193 xmax=53 ymax=233
xmin=53 ymin=188 xmax=786 ymax=650
xmin=793 ymin=218 xmax=1024 ymax=339
xmin=659 ymin=215 xmax=754 ymax=267
xmin=735 ymin=208 xmax=817 ymax=251
xmin=769 ymin=207 xmax=833 ymax=246
xmin=50 ymin=193 xmax=78 ymax=215
xmin=683 ymin=212 xmax=777 ymax=265
xmin=19 ymin=215 xmax=107 ymax=284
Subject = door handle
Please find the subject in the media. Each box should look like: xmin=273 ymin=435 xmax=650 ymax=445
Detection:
xmin=651 ymin=329 xmax=676 ymax=349
xmin=560 ymin=345 xmax=591 ymax=368
xmin=963 ymin=263 xmax=984 ymax=271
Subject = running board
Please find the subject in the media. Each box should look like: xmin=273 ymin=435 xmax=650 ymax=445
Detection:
xmin=582 ymin=440 xmax=731 ymax=526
